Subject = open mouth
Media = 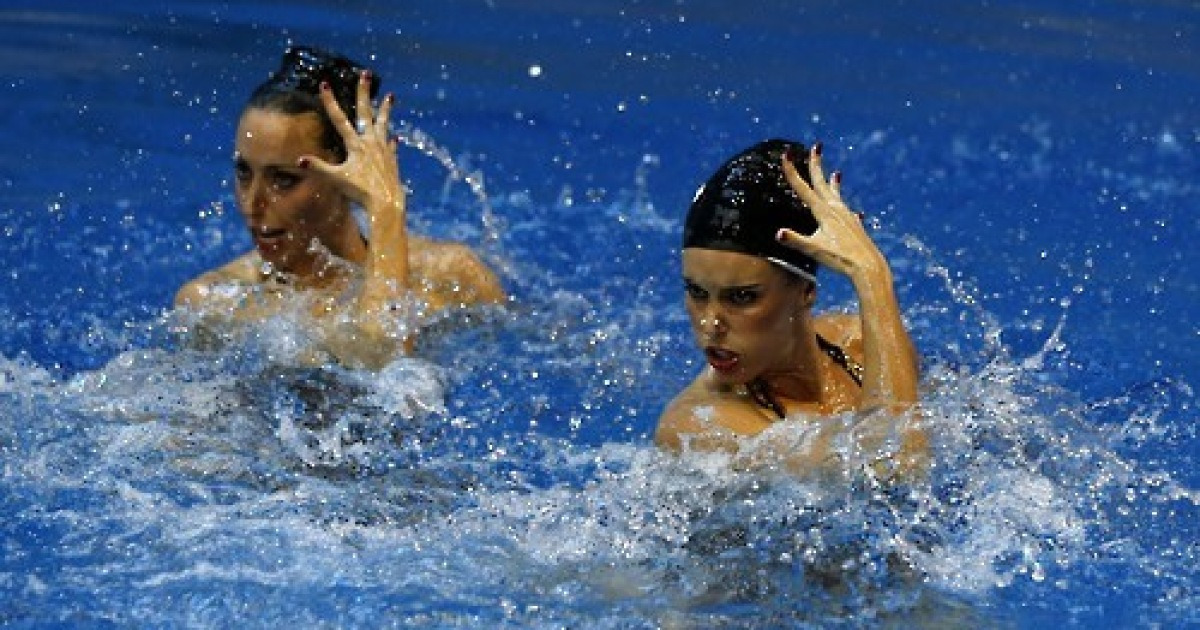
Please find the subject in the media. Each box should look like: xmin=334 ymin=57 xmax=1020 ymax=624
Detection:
xmin=705 ymin=347 xmax=740 ymax=373
xmin=252 ymin=226 xmax=288 ymax=246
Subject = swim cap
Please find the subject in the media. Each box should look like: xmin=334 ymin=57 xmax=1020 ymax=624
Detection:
xmin=683 ymin=139 xmax=819 ymax=282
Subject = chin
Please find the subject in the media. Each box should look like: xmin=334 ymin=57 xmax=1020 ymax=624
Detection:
xmin=709 ymin=366 xmax=752 ymax=387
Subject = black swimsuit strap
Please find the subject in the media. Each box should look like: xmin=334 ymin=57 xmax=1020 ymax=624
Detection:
xmin=816 ymin=333 xmax=865 ymax=388
xmin=746 ymin=377 xmax=787 ymax=420
xmin=747 ymin=334 xmax=865 ymax=420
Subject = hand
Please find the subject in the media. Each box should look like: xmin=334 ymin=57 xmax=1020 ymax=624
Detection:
xmin=777 ymin=145 xmax=884 ymax=280
xmin=300 ymin=71 xmax=406 ymax=218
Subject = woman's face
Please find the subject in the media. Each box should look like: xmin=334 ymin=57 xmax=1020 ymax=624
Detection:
xmin=233 ymin=108 xmax=343 ymax=273
xmin=682 ymin=248 xmax=810 ymax=385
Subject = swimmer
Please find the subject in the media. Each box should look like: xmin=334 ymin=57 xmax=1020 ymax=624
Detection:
xmin=655 ymin=139 xmax=926 ymax=478
xmin=175 ymin=46 xmax=504 ymax=369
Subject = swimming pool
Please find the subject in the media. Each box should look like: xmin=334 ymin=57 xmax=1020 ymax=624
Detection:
xmin=1 ymin=0 xmax=1196 ymax=626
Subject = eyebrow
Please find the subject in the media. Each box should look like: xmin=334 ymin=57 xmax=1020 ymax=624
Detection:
xmin=719 ymin=284 xmax=762 ymax=294
xmin=683 ymin=277 xmax=763 ymax=292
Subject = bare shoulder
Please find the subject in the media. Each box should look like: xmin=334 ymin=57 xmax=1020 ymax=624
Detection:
xmin=655 ymin=374 xmax=768 ymax=453
xmin=814 ymin=311 xmax=862 ymax=351
xmin=409 ymin=237 xmax=505 ymax=306
xmin=174 ymin=253 xmax=261 ymax=308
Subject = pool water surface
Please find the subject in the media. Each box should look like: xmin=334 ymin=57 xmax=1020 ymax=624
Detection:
xmin=1 ymin=1 xmax=1196 ymax=627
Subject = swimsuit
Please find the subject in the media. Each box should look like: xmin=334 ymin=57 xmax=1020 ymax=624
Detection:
xmin=746 ymin=334 xmax=864 ymax=420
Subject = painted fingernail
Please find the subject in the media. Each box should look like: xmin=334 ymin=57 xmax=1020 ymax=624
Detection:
xmin=776 ymin=228 xmax=789 ymax=242
xmin=785 ymin=146 xmax=800 ymax=164
xmin=297 ymin=157 xmax=310 ymax=168
xmin=833 ymin=171 xmax=842 ymax=185
xmin=361 ymin=70 xmax=371 ymax=82
xmin=319 ymin=81 xmax=330 ymax=92
xmin=385 ymin=93 xmax=395 ymax=105
xmin=813 ymin=141 xmax=823 ymax=157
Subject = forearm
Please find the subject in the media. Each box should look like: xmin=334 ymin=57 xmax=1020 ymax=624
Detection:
xmin=354 ymin=195 xmax=412 ymax=325
xmin=850 ymin=255 xmax=919 ymax=409
xmin=325 ymin=196 xmax=414 ymax=368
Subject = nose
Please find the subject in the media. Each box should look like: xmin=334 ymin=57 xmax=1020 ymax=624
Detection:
xmin=239 ymin=178 xmax=270 ymax=220
xmin=697 ymin=304 xmax=727 ymax=339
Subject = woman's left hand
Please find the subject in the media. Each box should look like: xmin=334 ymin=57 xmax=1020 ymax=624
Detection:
xmin=295 ymin=69 xmax=414 ymax=366
xmin=300 ymin=70 xmax=405 ymax=219
xmin=778 ymin=145 xmax=884 ymax=280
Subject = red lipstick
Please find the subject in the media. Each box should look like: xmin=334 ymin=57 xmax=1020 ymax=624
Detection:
xmin=705 ymin=347 xmax=740 ymax=374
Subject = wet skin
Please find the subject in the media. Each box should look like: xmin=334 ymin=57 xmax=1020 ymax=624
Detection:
xmin=682 ymin=248 xmax=810 ymax=389
xmin=233 ymin=109 xmax=366 ymax=279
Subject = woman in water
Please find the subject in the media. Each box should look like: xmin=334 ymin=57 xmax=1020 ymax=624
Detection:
xmin=175 ymin=46 xmax=504 ymax=369
xmin=655 ymin=139 xmax=926 ymax=478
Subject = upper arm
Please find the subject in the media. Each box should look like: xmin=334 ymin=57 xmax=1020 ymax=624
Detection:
xmin=174 ymin=279 xmax=206 ymax=308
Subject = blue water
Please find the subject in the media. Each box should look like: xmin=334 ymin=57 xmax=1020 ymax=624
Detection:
xmin=2 ymin=0 xmax=1197 ymax=627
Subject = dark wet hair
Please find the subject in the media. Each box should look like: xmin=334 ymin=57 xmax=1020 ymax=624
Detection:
xmin=245 ymin=45 xmax=382 ymax=161
xmin=683 ymin=139 xmax=819 ymax=282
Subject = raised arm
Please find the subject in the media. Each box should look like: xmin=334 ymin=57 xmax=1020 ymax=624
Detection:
xmin=778 ymin=145 xmax=919 ymax=412
xmin=298 ymin=71 xmax=413 ymax=368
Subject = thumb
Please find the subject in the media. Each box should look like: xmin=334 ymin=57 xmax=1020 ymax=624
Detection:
xmin=776 ymin=227 xmax=813 ymax=252
xmin=296 ymin=155 xmax=337 ymax=177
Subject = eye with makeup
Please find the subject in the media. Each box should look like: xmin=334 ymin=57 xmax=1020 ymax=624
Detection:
xmin=233 ymin=158 xmax=251 ymax=185
xmin=684 ymin=280 xmax=709 ymax=301
xmin=269 ymin=170 xmax=301 ymax=192
xmin=723 ymin=286 xmax=761 ymax=306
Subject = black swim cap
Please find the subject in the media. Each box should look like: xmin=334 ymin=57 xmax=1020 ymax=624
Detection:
xmin=683 ymin=139 xmax=819 ymax=282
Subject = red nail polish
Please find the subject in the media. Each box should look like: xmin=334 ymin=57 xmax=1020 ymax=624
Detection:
xmin=319 ymin=81 xmax=330 ymax=92
xmin=361 ymin=70 xmax=371 ymax=82
xmin=813 ymin=141 xmax=823 ymax=156
xmin=297 ymin=157 xmax=310 ymax=168
xmin=833 ymin=171 xmax=842 ymax=185
xmin=385 ymin=93 xmax=395 ymax=105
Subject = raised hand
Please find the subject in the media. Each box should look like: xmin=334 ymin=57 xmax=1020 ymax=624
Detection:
xmin=777 ymin=144 xmax=885 ymax=280
xmin=300 ymin=70 xmax=405 ymax=218
xmin=780 ymin=143 xmax=919 ymax=411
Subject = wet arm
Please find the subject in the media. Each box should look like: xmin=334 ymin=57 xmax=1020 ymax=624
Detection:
xmin=846 ymin=251 xmax=919 ymax=410
xmin=779 ymin=147 xmax=919 ymax=411
xmin=304 ymin=72 xmax=413 ymax=368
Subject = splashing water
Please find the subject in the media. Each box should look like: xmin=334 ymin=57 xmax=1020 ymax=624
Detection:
xmin=2 ymin=163 xmax=1195 ymax=626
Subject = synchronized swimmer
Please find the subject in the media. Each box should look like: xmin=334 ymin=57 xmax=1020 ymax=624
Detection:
xmin=654 ymin=140 xmax=926 ymax=478
xmin=175 ymin=46 xmax=504 ymax=369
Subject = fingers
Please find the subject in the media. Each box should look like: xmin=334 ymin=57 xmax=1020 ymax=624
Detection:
xmin=295 ymin=153 xmax=335 ymax=177
xmin=318 ymin=81 xmax=357 ymax=140
xmin=781 ymin=152 xmax=822 ymax=211
xmin=376 ymin=93 xmax=395 ymax=135
xmin=317 ymin=71 xmax=392 ymax=142
xmin=806 ymin=143 xmax=834 ymax=200
xmin=356 ymin=71 xmax=374 ymax=130
xmin=784 ymin=142 xmax=852 ymax=210
xmin=775 ymin=227 xmax=814 ymax=255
